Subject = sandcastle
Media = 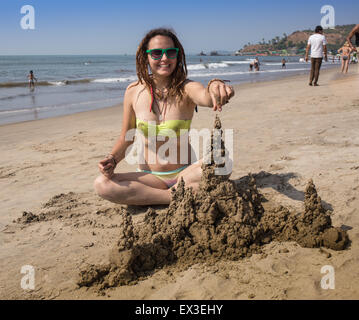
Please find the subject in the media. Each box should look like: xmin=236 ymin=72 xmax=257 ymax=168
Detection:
xmin=78 ymin=115 xmax=349 ymax=290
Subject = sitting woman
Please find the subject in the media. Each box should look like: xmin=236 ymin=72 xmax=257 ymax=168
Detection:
xmin=94 ymin=28 xmax=234 ymax=205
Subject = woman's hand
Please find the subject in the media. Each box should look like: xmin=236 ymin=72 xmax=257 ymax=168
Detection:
xmin=208 ymin=80 xmax=235 ymax=112
xmin=98 ymin=155 xmax=117 ymax=178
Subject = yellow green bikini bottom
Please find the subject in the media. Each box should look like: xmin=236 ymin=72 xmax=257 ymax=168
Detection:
xmin=136 ymin=165 xmax=189 ymax=188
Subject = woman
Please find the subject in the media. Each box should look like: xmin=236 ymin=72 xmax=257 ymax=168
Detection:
xmin=337 ymin=42 xmax=353 ymax=73
xmin=94 ymin=28 xmax=234 ymax=205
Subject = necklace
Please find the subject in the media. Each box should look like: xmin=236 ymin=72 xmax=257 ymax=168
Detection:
xmin=155 ymin=96 xmax=167 ymax=121
xmin=154 ymin=87 xmax=168 ymax=121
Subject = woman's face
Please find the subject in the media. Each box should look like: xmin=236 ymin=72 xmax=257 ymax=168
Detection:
xmin=147 ymin=35 xmax=177 ymax=79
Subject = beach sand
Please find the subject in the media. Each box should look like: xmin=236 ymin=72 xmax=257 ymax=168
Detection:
xmin=1 ymin=66 xmax=359 ymax=300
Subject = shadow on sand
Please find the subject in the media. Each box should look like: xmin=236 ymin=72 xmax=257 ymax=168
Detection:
xmin=233 ymin=170 xmax=333 ymax=211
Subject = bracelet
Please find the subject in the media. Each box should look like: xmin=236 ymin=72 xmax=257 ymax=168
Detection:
xmin=207 ymin=78 xmax=230 ymax=92
xmin=107 ymin=154 xmax=118 ymax=166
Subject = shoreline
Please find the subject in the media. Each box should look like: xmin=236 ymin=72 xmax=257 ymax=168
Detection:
xmin=0 ymin=65 xmax=340 ymax=129
xmin=1 ymin=64 xmax=359 ymax=299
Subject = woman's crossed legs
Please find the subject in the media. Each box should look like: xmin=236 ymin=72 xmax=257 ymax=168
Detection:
xmin=94 ymin=159 xmax=203 ymax=205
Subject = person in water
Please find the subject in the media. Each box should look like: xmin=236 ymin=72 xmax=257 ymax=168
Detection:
xmin=337 ymin=42 xmax=353 ymax=73
xmin=249 ymin=61 xmax=254 ymax=71
xmin=281 ymin=58 xmax=286 ymax=69
xmin=254 ymin=57 xmax=260 ymax=71
xmin=27 ymin=70 xmax=37 ymax=90
xmin=94 ymin=28 xmax=235 ymax=205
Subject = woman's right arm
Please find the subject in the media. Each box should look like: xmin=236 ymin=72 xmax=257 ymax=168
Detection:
xmin=347 ymin=24 xmax=359 ymax=51
xmin=98 ymin=83 xmax=137 ymax=177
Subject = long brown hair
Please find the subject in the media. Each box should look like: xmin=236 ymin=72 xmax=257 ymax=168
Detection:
xmin=135 ymin=28 xmax=188 ymax=100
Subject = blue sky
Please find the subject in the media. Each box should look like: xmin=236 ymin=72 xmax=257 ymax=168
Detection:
xmin=1 ymin=0 xmax=358 ymax=55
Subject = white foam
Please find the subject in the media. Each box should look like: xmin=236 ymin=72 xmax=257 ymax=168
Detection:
xmin=49 ymin=81 xmax=66 ymax=86
xmin=187 ymin=62 xmax=229 ymax=70
xmin=222 ymin=60 xmax=253 ymax=64
xmin=263 ymin=63 xmax=283 ymax=66
xmin=187 ymin=64 xmax=207 ymax=70
xmin=189 ymin=67 xmax=309 ymax=78
xmin=206 ymin=62 xmax=229 ymax=68
xmin=92 ymin=76 xmax=136 ymax=83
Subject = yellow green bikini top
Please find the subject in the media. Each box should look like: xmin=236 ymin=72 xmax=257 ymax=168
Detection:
xmin=136 ymin=119 xmax=192 ymax=138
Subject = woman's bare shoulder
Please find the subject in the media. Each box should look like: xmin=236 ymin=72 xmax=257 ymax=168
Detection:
xmin=126 ymin=81 xmax=147 ymax=97
xmin=126 ymin=81 xmax=142 ymax=92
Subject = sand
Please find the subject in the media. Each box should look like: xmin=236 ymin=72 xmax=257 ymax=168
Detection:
xmin=1 ymin=66 xmax=359 ymax=299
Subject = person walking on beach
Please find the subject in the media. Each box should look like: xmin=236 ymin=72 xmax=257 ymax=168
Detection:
xmin=27 ymin=70 xmax=37 ymax=90
xmin=337 ymin=42 xmax=353 ymax=73
xmin=305 ymin=25 xmax=328 ymax=86
xmin=346 ymin=24 xmax=359 ymax=53
xmin=94 ymin=28 xmax=234 ymax=205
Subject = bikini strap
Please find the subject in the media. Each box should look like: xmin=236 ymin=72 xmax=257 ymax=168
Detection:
xmin=150 ymin=86 xmax=154 ymax=113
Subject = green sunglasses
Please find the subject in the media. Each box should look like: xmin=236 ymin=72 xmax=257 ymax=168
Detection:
xmin=146 ymin=48 xmax=179 ymax=60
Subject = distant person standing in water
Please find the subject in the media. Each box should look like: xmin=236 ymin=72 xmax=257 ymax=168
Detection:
xmin=346 ymin=24 xmax=359 ymax=53
xmin=337 ymin=42 xmax=353 ymax=73
xmin=254 ymin=57 xmax=260 ymax=71
xmin=249 ymin=60 xmax=254 ymax=71
xmin=281 ymin=58 xmax=286 ymax=68
xmin=305 ymin=25 xmax=328 ymax=86
xmin=27 ymin=70 xmax=37 ymax=90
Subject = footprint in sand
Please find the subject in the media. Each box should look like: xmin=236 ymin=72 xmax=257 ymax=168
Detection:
xmin=269 ymin=164 xmax=285 ymax=171
xmin=0 ymin=171 xmax=16 ymax=179
xmin=279 ymin=156 xmax=296 ymax=161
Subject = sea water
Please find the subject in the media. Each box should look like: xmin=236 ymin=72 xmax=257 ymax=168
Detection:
xmin=0 ymin=55 xmax=338 ymax=125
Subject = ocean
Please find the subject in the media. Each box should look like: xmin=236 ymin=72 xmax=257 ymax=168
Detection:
xmin=0 ymin=55 xmax=339 ymax=125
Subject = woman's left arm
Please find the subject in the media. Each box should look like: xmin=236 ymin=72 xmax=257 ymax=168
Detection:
xmin=184 ymin=80 xmax=235 ymax=112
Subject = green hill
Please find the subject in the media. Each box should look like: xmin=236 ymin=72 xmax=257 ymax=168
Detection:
xmin=237 ymin=24 xmax=356 ymax=56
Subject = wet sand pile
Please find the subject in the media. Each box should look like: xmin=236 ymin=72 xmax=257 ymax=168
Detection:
xmin=78 ymin=116 xmax=349 ymax=290
xmin=14 ymin=192 xmax=90 ymax=224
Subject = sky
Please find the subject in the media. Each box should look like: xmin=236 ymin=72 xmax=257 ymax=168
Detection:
xmin=0 ymin=0 xmax=358 ymax=55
